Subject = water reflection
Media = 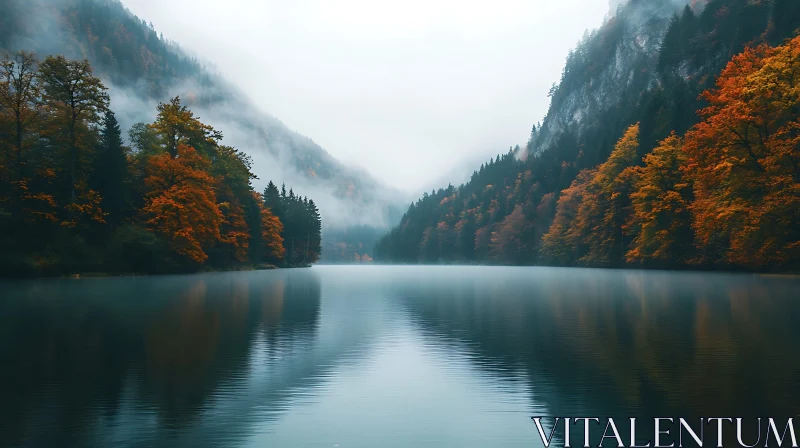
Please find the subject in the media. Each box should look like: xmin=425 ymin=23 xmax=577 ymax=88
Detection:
xmin=0 ymin=270 xmax=322 ymax=448
xmin=393 ymin=267 xmax=800 ymax=445
xmin=0 ymin=266 xmax=799 ymax=447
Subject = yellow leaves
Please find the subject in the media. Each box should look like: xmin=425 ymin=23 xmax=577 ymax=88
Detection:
xmin=541 ymin=124 xmax=644 ymax=266
xmin=626 ymin=133 xmax=692 ymax=264
xmin=597 ymin=124 xmax=640 ymax=187
xmin=151 ymin=96 xmax=221 ymax=157
xmin=712 ymin=160 xmax=734 ymax=172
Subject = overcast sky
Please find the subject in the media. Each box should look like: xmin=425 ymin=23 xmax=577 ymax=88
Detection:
xmin=120 ymin=0 xmax=610 ymax=192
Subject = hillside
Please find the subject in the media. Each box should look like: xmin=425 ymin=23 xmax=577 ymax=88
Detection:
xmin=375 ymin=0 xmax=800 ymax=271
xmin=1 ymin=0 xmax=405 ymax=261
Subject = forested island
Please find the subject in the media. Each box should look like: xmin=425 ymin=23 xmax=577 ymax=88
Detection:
xmin=376 ymin=0 xmax=800 ymax=272
xmin=0 ymin=53 xmax=321 ymax=277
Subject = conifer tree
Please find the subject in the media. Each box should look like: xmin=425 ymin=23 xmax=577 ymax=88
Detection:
xmin=92 ymin=109 xmax=128 ymax=229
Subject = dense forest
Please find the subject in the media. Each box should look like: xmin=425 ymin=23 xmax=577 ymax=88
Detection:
xmin=0 ymin=53 xmax=321 ymax=276
xmin=376 ymin=0 xmax=800 ymax=272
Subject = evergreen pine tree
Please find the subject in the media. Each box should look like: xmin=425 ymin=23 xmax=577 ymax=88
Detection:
xmin=92 ymin=109 xmax=128 ymax=228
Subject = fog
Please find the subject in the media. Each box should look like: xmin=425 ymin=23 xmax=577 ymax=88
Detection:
xmin=108 ymin=79 xmax=403 ymax=229
xmin=120 ymin=0 xmax=611 ymax=193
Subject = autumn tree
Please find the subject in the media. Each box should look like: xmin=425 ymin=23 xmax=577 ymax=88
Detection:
xmin=255 ymin=193 xmax=285 ymax=263
xmin=626 ymin=133 xmax=693 ymax=265
xmin=683 ymin=36 xmax=800 ymax=268
xmin=575 ymin=124 xmax=640 ymax=266
xmin=142 ymin=144 xmax=222 ymax=264
xmin=38 ymin=55 xmax=109 ymax=202
xmin=210 ymin=145 xmax=256 ymax=265
xmin=151 ymin=96 xmax=221 ymax=158
xmin=540 ymin=168 xmax=596 ymax=265
xmin=215 ymin=193 xmax=250 ymax=264
xmin=0 ymin=53 xmax=322 ymax=275
xmin=0 ymin=51 xmax=41 ymax=186
xmin=540 ymin=124 xmax=641 ymax=266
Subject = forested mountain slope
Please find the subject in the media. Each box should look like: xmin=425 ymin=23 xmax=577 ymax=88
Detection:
xmin=376 ymin=0 xmax=800 ymax=271
xmin=1 ymin=0 xmax=404 ymax=246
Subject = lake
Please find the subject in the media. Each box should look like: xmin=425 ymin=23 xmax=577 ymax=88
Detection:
xmin=1 ymin=266 xmax=799 ymax=447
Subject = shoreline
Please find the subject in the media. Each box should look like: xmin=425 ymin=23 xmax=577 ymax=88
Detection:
xmin=0 ymin=263 xmax=317 ymax=281
xmin=2 ymin=262 xmax=797 ymax=280
xmin=320 ymin=262 xmax=800 ymax=276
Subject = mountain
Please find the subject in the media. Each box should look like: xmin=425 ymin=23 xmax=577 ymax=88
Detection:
xmin=375 ymin=0 xmax=800 ymax=271
xmin=529 ymin=0 xmax=800 ymax=163
xmin=1 ymin=0 xmax=405 ymax=261
xmin=527 ymin=0 xmax=682 ymax=156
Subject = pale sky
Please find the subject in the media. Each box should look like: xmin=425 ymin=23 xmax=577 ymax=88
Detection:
xmin=121 ymin=0 xmax=610 ymax=192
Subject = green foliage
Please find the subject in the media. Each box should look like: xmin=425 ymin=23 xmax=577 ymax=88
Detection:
xmin=263 ymin=182 xmax=322 ymax=266
xmin=91 ymin=110 xmax=129 ymax=229
xmin=105 ymin=224 xmax=175 ymax=274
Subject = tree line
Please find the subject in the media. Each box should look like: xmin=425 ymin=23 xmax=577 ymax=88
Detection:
xmin=0 ymin=51 xmax=321 ymax=276
xmin=376 ymin=6 xmax=800 ymax=272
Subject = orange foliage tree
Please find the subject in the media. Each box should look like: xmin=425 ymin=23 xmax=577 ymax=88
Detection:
xmin=258 ymin=196 xmax=285 ymax=262
xmin=142 ymin=144 xmax=222 ymax=264
xmin=574 ymin=123 xmax=640 ymax=266
xmin=540 ymin=168 xmax=596 ymax=265
xmin=542 ymin=124 xmax=641 ymax=266
xmin=216 ymin=193 xmax=250 ymax=263
xmin=627 ymin=133 xmax=693 ymax=264
xmin=683 ymin=36 xmax=800 ymax=268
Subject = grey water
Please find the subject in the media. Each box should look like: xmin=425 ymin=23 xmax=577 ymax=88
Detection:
xmin=1 ymin=266 xmax=799 ymax=447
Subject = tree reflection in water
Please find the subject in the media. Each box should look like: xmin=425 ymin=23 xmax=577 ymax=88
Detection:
xmin=394 ymin=268 xmax=800 ymax=446
xmin=0 ymin=267 xmax=798 ymax=448
xmin=0 ymin=270 xmax=321 ymax=447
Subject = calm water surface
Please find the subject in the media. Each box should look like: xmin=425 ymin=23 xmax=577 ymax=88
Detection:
xmin=1 ymin=266 xmax=799 ymax=447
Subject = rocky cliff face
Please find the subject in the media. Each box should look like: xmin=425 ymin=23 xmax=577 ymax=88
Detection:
xmin=527 ymin=0 xmax=689 ymax=157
